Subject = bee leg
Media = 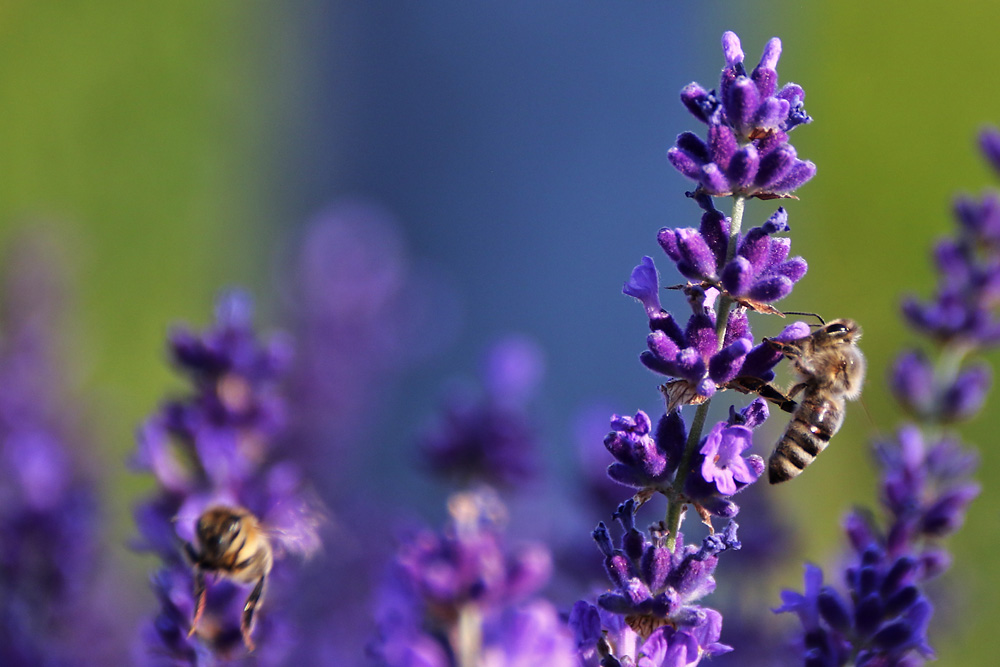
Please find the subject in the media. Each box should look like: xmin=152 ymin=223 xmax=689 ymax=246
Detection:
xmin=241 ymin=575 xmax=266 ymax=652
xmin=766 ymin=338 xmax=805 ymax=358
xmin=189 ymin=567 xmax=206 ymax=638
xmin=787 ymin=382 xmax=808 ymax=400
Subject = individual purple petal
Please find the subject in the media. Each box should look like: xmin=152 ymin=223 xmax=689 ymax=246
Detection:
xmin=685 ymin=312 xmax=718 ymax=361
xmin=699 ymin=163 xmax=732 ymax=195
xmin=698 ymin=423 xmax=759 ymax=495
xmin=647 ymin=331 xmax=681 ymax=365
xmin=624 ymin=256 xmax=663 ymax=318
xmin=754 ymin=144 xmax=797 ymax=189
xmin=920 ymin=484 xmax=981 ymax=536
xmin=708 ymin=338 xmax=751 ymax=384
xmin=708 ymin=123 xmax=738 ymax=171
xmin=698 ymin=209 xmax=729 ymax=268
xmin=890 ymin=350 xmax=935 ymax=417
xmin=940 ymin=363 xmax=991 ymax=422
xmin=769 ymin=159 xmax=817 ymax=194
xmin=721 ymin=31 xmax=744 ymax=67
xmin=674 ymin=228 xmax=719 ymax=280
xmin=775 ymin=257 xmax=808 ymax=282
xmin=726 ymin=144 xmax=759 ymax=190
xmin=724 ymin=78 xmax=760 ymax=138
xmin=748 ymin=275 xmax=794 ymax=302
xmin=720 ymin=256 xmax=753 ymax=297
xmin=680 ymin=82 xmax=718 ymax=124
xmin=757 ymin=37 xmax=782 ymax=72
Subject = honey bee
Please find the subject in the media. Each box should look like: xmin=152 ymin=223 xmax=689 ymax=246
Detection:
xmin=186 ymin=506 xmax=273 ymax=651
xmin=766 ymin=318 xmax=866 ymax=484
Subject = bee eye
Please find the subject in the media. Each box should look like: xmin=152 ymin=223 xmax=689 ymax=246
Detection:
xmin=827 ymin=323 xmax=849 ymax=335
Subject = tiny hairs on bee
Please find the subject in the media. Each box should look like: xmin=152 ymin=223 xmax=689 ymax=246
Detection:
xmin=766 ymin=318 xmax=866 ymax=484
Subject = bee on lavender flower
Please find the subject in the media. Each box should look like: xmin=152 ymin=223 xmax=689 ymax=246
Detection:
xmin=186 ymin=506 xmax=273 ymax=651
xmin=767 ymin=318 xmax=866 ymax=484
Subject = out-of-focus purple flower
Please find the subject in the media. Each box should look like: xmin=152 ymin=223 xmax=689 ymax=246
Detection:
xmin=775 ymin=553 xmax=934 ymax=666
xmin=420 ymin=337 xmax=545 ymax=488
xmin=370 ymin=489 xmax=576 ymax=666
xmin=132 ymin=291 xmax=323 ymax=664
xmin=901 ymin=134 xmax=1000 ymax=347
xmin=978 ymin=125 xmax=1000 ymax=176
xmin=872 ymin=426 xmax=980 ymax=558
xmin=285 ymin=200 xmax=456 ymax=489
xmin=0 ymin=231 xmax=126 ymax=664
xmin=668 ymin=32 xmax=815 ymax=199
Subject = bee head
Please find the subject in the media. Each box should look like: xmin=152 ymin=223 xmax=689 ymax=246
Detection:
xmin=196 ymin=506 xmax=247 ymax=556
xmin=822 ymin=318 xmax=861 ymax=342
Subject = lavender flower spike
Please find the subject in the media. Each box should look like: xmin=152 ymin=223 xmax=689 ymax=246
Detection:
xmin=669 ymin=32 xmax=815 ymax=199
xmin=133 ymin=290 xmax=323 ymax=663
xmin=370 ymin=488 xmax=577 ymax=666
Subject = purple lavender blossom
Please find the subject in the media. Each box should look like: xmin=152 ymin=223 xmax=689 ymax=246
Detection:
xmin=420 ymin=336 xmax=545 ymax=488
xmin=589 ymin=500 xmax=739 ymax=650
xmin=604 ymin=410 xmax=683 ymax=491
xmin=571 ymin=600 xmax=729 ymax=667
xmin=625 ymin=221 xmax=810 ymax=411
xmin=600 ymin=29 xmax=817 ymax=666
xmin=657 ymin=205 xmax=808 ymax=305
xmin=668 ymin=32 xmax=815 ymax=199
xmin=370 ymin=489 xmax=577 ymax=666
xmin=132 ymin=291 xmax=322 ymax=664
xmin=602 ymin=403 xmax=766 ymax=519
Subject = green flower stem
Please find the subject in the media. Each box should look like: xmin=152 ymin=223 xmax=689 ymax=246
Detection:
xmin=715 ymin=195 xmax=746 ymax=342
xmin=664 ymin=398 xmax=711 ymax=550
xmin=664 ymin=195 xmax=747 ymax=551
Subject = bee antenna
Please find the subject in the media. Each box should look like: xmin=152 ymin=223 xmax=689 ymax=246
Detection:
xmin=780 ymin=310 xmax=826 ymax=326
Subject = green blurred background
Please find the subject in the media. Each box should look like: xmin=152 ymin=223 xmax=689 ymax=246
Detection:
xmin=1 ymin=0 xmax=998 ymax=662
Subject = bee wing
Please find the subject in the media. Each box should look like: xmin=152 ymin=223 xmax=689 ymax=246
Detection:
xmin=262 ymin=492 xmax=327 ymax=560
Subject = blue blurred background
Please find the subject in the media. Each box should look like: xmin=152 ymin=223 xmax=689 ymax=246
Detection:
xmin=2 ymin=0 xmax=999 ymax=662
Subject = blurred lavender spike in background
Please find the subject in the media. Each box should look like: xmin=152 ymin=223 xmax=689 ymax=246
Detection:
xmin=419 ymin=336 xmax=545 ymax=489
xmin=777 ymin=129 xmax=996 ymax=667
xmin=0 ymin=229 xmax=126 ymax=664
xmin=132 ymin=291 xmax=323 ymax=665
xmin=369 ymin=488 xmax=576 ymax=666
xmin=283 ymin=200 xmax=457 ymax=494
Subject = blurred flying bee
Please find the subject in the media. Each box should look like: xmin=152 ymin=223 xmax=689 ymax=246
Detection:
xmin=765 ymin=318 xmax=866 ymax=484
xmin=186 ymin=506 xmax=273 ymax=651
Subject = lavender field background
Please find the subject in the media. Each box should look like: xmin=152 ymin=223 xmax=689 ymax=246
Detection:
xmin=0 ymin=1 xmax=998 ymax=664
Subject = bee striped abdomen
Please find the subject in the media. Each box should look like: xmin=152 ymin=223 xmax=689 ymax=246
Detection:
xmin=768 ymin=392 xmax=845 ymax=484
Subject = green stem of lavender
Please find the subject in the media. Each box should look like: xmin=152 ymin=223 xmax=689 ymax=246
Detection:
xmin=664 ymin=195 xmax=746 ymax=550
